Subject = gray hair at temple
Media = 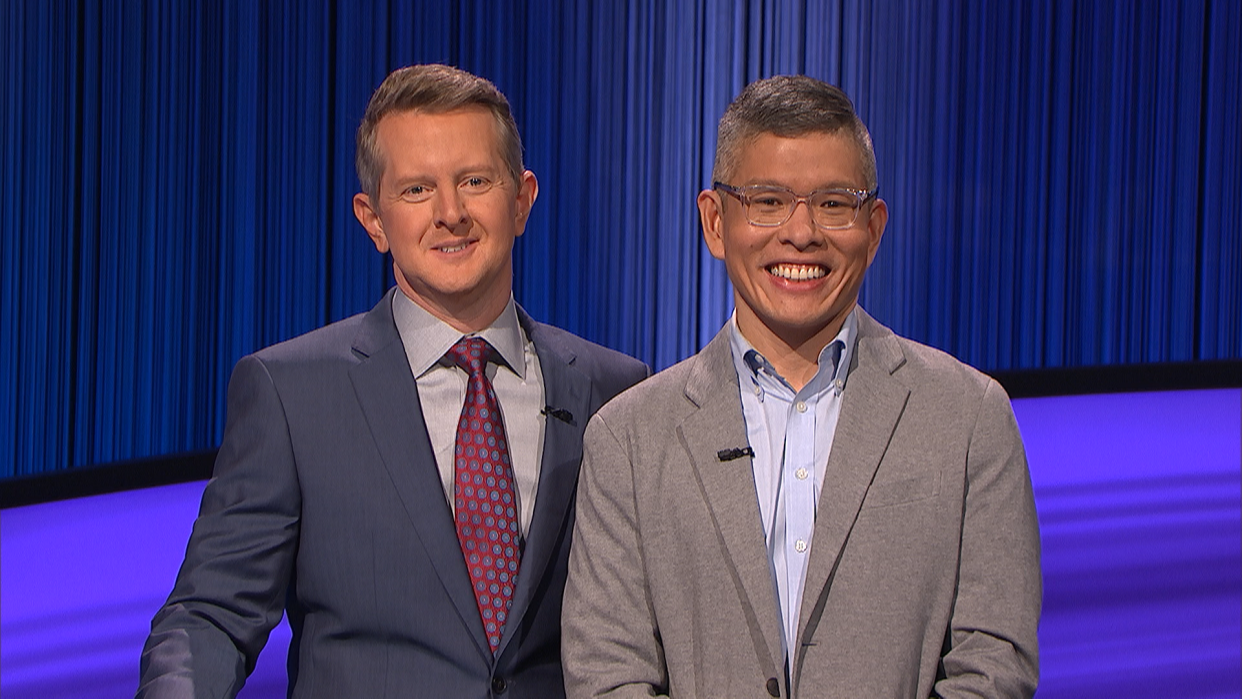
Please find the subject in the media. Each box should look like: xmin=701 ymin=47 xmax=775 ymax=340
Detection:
xmin=355 ymin=64 xmax=524 ymax=203
xmin=712 ymin=75 xmax=877 ymax=189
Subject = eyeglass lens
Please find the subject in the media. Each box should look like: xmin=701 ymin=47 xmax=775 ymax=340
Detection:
xmin=746 ymin=188 xmax=863 ymax=228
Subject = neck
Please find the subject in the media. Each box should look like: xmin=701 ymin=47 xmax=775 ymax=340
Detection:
xmin=395 ymin=269 xmax=510 ymax=334
xmin=735 ymin=304 xmax=852 ymax=392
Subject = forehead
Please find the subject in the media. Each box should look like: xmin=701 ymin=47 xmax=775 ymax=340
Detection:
xmin=731 ymin=130 xmax=868 ymax=189
xmin=374 ymin=107 xmax=504 ymax=173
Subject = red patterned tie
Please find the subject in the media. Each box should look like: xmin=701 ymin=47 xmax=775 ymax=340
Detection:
xmin=446 ymin=337 xmax=520 ymax=653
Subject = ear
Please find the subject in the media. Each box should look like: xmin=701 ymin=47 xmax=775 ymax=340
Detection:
xmin=864 ymin=197 xmax=888 ymax=264
xmin=698 ymin=189 xmax=726 ymax=261
xmin=513 ymin=170 xmax=539 ymax=237
xmin=353 ymin=193 xmax=389 ymax=253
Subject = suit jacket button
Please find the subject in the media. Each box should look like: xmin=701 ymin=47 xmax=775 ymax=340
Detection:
xmin=766 ymin=677 xmax=780 ymax=697
xmin=491 ymin=677 xmax=507 ymax=694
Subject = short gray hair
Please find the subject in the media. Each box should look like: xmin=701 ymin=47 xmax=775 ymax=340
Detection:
xmin=712 ymin=75 xmax=877 ymax=189
xmin=356 ymin=64 xmax=524 ymax=202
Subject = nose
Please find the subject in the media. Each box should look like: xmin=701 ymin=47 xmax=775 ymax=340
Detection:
xmin=433 ymin=188 xmax=471 ymax=231
xmin=778 ymin=198 xmax=820 ymax=250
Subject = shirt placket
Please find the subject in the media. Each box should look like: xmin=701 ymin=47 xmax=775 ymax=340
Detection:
xmin=782 ymin=389 xmax=817 ymax=654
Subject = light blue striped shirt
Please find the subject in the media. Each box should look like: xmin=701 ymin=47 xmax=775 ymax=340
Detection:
xmin=727 ymin=309 xmax=857 ymax=667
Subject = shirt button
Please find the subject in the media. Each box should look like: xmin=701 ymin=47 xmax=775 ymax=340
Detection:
xmin=753 ymin=385 xmax=762 ymax=395
xmin=794 ymin=539 xmax=807 ymax=553
xmin=795 ymin=401 xmax=807 ymax=413
xmin=795 ymin=468 xmax=809 ymax=480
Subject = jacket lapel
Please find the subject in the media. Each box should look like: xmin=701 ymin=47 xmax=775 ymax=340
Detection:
xmin=348 ymin=289 xmax=491 ymax=660
xmin=794 ymin=310 xmax=910 ymax=670
xmin=678 ymin=330 xmax=785 ymax=681
xmin=497 ymin=310 xmax=593 ymax=657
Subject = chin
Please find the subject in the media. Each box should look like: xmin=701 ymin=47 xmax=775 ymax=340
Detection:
xmin=770 ymin=308 xmax=844 ymax=336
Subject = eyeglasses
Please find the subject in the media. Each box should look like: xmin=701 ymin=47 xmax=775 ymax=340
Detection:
xmin=713 ymin=182 xmax=879 ymax=229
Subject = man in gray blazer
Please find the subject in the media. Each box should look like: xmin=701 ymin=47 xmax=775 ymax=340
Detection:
xmin=562 ymin=76 xmax=1040 ymax=698
xmin=139 ymin=65 xmax=648 ymax=698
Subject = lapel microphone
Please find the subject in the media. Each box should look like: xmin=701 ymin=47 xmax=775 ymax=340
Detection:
xmin=541 ymin=406 xmax=576 ymax=425
xmin=717 ymin=446 xmax=755 ymax=462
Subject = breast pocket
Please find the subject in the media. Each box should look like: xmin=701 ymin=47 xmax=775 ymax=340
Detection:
xmin=861 ymin=471 xmax=941 ymax=509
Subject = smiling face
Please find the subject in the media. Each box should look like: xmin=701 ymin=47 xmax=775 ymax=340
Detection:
xmin=352 ymin=107 xmax=537 ymax=331
xmin=699 ymin=130 xmax=887 ymax=353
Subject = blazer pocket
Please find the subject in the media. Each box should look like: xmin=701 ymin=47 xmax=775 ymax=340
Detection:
xmin=861 ymin=471 xmax=941 ymax=509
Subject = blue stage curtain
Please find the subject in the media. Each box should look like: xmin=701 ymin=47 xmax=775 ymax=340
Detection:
xmin=3 ymin=0 xmax=1239 ymax=476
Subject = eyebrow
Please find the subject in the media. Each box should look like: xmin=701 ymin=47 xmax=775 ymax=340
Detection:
xmin=740 ymin=180 xmax=866 ymax=190
xmin=387 ymin=164 xmax=503 ymax=186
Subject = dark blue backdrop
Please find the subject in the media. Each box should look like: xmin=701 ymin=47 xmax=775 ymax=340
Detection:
xmin=4 ymin=0 xmax=1240 ymax=476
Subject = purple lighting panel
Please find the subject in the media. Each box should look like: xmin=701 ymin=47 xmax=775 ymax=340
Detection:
xmin=1 ymin=482 xmax=290 ymax=698
xmin=1014 ymin=388 xmax=1241 ymax=697
xmin=1 ymin=388 xmax=1239 ymax=697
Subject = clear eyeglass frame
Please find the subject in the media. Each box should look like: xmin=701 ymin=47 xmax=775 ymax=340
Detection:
xmin=713 ymin=181 xmax=879 ymax=229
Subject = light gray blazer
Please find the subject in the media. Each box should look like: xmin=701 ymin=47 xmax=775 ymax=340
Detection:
xmin=563 ymin=309 xmax=1040 ymax=698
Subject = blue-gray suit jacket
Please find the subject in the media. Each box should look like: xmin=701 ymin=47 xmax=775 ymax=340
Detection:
xmin=139 ymin=288 xmax=649 ymax=698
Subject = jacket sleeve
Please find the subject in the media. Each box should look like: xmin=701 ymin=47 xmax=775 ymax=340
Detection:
xmin=934 ymin=379 xmax=1041 ymax=698
xmin=562 ymin=413 xmax=669 ymax=698
xmin=138 ymin=355 xmax=301 ymax=698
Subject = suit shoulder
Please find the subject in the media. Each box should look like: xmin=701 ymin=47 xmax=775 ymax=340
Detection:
xmin=886 ymin=334 xmax=1008 ymax=407
xmin=530 ymin=322 xmax=649 ymax=394
xmin=594 ymin=352 xmax=697 ymax=424
xmin=247 ymin=312 xmax=369 ymax=369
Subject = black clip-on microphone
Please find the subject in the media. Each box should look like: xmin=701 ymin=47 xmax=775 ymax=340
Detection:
xmin=541 ymin=406 xmax=576 ymax=425
xmin=717 ymin=446 xmax=755 ymax=462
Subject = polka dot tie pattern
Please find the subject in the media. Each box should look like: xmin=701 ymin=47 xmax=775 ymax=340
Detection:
xmin=446 ymin=337 xmax=520 ymax=654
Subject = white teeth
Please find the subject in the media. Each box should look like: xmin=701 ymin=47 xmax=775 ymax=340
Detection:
xmin=768 ymin=263 xmax=826 ymax=281
xmin=439 ymin=243 xmax=469 ymax=253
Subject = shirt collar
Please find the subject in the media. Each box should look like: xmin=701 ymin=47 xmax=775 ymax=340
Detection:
xmin=391 ymin=291 xmax=528 ymax=380
xmin=727 ymin=307 xmax=858 ymax=394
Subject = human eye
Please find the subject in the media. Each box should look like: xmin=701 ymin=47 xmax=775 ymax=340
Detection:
xmin=816 ymin=191 xmax=858 ymax=209
xmin=398 ymin=184 xmax=433 ymax=203
xmin=460 ymin=175 xmax=495 ymax=194
xmin=749 ymin=189 xmax=790 ymax=210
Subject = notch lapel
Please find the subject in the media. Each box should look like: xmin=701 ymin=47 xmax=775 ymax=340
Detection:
xmin=678 ymin=332 xmax=785 ymax=681
xmin=348 ymin=291 xmax=491 ymax=661
xmin=794 ymin=312 xmax=910 ymax=672
xmin=496 ymin=313 xmax=593 ymax=657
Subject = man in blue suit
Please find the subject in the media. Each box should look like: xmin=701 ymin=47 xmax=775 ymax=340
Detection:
xmin=139 ymin=64 xmax=648 ymax=698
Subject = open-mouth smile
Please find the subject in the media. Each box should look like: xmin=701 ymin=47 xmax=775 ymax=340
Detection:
xmin=767 ymin=263 xmax=827 ymax=281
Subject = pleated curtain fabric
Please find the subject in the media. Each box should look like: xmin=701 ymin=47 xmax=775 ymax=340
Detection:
xmin=3 ymin=0 xmax=1238 ymax=477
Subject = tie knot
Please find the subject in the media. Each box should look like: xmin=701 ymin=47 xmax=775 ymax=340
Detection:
xmin=446 ymin=336 xmax=496 ymax=376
